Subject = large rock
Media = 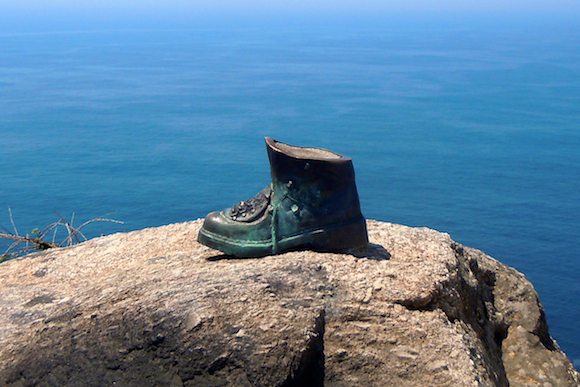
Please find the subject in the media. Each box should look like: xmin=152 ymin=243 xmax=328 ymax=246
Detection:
xmin=0 ymin=220 xmax=578 ymax=386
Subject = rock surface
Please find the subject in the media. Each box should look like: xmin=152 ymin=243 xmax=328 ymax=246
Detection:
xmin=0 ymin=219 xmax=578 ymax=387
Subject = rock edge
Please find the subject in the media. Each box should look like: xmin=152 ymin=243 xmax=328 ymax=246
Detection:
xmin=0 ymin=220 xmax=578 ymax=386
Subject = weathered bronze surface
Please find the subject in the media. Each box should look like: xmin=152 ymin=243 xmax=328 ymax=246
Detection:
xmin=197 ymin=137 xmax=368 ymax=257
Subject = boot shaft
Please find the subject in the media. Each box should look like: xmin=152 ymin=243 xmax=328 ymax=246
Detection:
xmin=266 ymin=138 xmax=364 ymax=233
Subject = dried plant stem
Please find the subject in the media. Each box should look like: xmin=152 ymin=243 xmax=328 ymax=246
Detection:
xmin=1 ymin=209 xmax=123 ymax=262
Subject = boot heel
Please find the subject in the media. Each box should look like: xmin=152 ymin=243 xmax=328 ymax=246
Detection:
xmin=278 ymin=217 xmax=369 ymax=254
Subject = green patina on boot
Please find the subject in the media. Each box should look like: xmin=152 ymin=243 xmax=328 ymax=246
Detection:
xmin=197 ymin=137 xmax=369 ymax=257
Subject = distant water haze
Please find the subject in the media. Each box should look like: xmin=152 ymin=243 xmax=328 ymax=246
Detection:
xmin=2 ymin=0 xmax=579 ymax=13
xmin=1 ymin=0 xmax=580 ymax=32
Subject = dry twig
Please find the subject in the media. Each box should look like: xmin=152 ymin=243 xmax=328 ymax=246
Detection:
xmin=1 ymin=208 xmax=123 ymax=262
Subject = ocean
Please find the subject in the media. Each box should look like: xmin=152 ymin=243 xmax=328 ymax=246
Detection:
xmin=1 ymin=15 xmax=579 ymax=365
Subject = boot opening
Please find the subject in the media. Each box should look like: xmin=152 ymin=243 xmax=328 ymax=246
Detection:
xmin=267 ymin=138 xmax=346 ymax=160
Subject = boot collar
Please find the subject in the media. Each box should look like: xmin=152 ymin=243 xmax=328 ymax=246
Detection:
xmin=265 ymin=137 xmax=351 ymax=162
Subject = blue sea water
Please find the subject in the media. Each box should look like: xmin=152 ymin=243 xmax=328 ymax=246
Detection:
xmin=1 ymin=16 xmax=579 ymax=365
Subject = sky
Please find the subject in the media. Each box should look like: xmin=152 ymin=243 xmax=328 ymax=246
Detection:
xmin=1 ymin=0 xmax=579 ymax=32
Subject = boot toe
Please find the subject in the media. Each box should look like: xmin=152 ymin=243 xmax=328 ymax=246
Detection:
xmin=197 ymin=210 xmax=274 ymax=257
xmin=199 ymin=211 xmax=227 ymax=234
xmin=200 ymin=210 xmax=271 ymax=240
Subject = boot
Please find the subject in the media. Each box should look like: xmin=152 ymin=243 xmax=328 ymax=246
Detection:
xmin=197 ymin=137 xmax=368 ymax=257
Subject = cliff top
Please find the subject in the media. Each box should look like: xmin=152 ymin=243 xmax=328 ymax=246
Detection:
xmin=0 ymin=220 xmax=578 ymax=386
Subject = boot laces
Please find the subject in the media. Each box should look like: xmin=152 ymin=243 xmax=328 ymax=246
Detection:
xmin=230 ymin=185 xmax=272 ymax=221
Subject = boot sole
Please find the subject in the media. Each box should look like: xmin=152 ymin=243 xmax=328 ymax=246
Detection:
xmin=198 ymin=217 xmax=369 ymax=258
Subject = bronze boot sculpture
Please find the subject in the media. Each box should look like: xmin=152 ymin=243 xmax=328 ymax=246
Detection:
xmin=198 ymin=137 xmax=368 ymax=257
